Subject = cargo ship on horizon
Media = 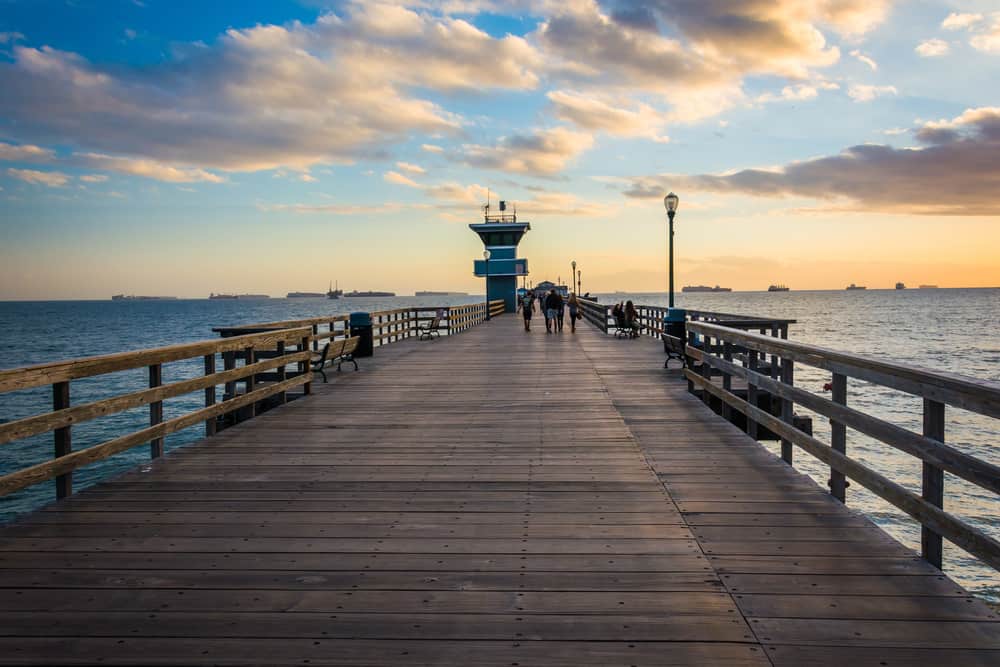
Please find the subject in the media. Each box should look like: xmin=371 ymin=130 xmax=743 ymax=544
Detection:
xmin=111 ymin=294 xmax=177 ymax=301
xmin=767 ymin=284 xmax=790 ymax=292
xmin=344 ymin=290 xmax=396 ymax=297
xmin=682 ymin=285 xmax=732 ymax=293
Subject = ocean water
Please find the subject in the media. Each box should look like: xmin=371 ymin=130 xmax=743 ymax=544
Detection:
xmin=1 ymin=289 xmax=999 ymax=601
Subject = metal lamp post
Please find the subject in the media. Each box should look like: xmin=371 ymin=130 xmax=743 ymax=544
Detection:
xmin=571 ymin=261 xmax=577 ymax=294
xmin=664 ymin=192 xmax=679 ymax=308
xmin=577 ymin=270 xmax=581 ymax=296
xmin=483 ymin=249 xmax=491 ymax=321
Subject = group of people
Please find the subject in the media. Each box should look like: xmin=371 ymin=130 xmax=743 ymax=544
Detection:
xmin=612 ymin=300 xmax=641 ymax=338
xmin=520 ymin=289 xmax=580 ymax=334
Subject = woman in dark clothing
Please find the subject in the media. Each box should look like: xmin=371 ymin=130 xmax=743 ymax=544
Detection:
xmin=624 ymin=300 xmax=640 ymax=338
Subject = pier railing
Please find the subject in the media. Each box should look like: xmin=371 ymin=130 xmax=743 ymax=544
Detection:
xmin=684 ymin=320 xmax=1000 ymax=573
xmin=577 ymin=299 xmax=794 ymax=339
xmin=214 ymin=300 xmax=506 ymax=347
xmin=0 ymin=327 xmax=314 ymax=500
xmin=0 ymin=300 xmax=506 ymax=504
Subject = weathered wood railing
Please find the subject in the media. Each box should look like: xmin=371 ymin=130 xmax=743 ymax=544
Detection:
xmin=0 ymin=327 xmax=314 ymax=500
xmin=685 ymin=320 xmax=1000 ymax=572
xmin=0 ymin=299 xmax=506 ymax=505
xmin=215 ymin=301 xmax=506 ymax=348
xmin=577 ymin=299 xmax=795 ymax=340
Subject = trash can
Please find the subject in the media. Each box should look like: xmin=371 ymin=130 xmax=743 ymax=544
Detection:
xmin=349 ymin=312 xmax=374 ymax=357
xmin=663 ymin=308 xmax=686 ymax=341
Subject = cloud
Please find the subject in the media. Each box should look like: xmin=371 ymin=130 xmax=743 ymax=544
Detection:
xmin=850 ymin=50 xmax=878 ymax=70
xmin=383 ymin=170 xmax=420 ymax=187
xmin=755 ymin=82 xmax=838 ymax=104
xmin=553 ymin=0 xmax=892 ymax=88
xmin=0 ymin=4 xmax=542 ymax=175
xmin=459 ymin=126 xmax=594 ymax=176
xmin=395 ymin=161 xmax=426 ymax=174
xmin=0 ymin=32 xmax=25 ymax=44
xmin=79 ymin=174 xmax=109 ymax=183
xmin=423 ymin=179 xmax=612 ymax=217
xmin=0 ymin=142 xmax=55 ymax=162
xmin=77 ymin=153 xmax=225 ymax=183
xmin=6 ymin=167 xmax=69 ymax=187
xmin=942 ymin=13 xmax=983 ymax=31
xmin=624 ymin=107 xmax=1000 ymax=215
xmin=915 ymin=38 xmax=950 ymax=57
xmin=970 ymin=19 xmax=1000 ymax=54
xmin=421 ymin=144 xmax=444 ymax=154
xmin=547 ymin=90 xmax=668 ymax=141
xmin=847 ymin=84 xmax=897 ymax=101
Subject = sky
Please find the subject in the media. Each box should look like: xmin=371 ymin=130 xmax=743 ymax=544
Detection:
xmin=1 ymin=0 xmax=998 ymax=298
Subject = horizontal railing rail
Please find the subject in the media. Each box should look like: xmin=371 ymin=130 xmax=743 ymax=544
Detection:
xmin=0 ymin=327 xmax=315 ymax=500
xmin=576 ymin=300 xmax=795 ymax=340
xmin=684 ymin=319 xmax=1000 ymax=573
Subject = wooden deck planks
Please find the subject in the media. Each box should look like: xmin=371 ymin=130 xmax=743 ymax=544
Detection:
xmin=0 ymin=314 xmax=997 ymax=664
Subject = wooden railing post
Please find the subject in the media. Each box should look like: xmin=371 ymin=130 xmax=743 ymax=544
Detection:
xmin=700 ymin=334 xmax=712 ymax=407
xmin=149 ymin=363 xmax=163 ymax=459
xmin=243 ymin=347 xmax=256 ymax=418
xmin=301 ymin=335 xmax=312 ymax=395
xmin=204 ymin=354 xmax=217 ymax=436
xmin=53 ymin=381 xmax=71 ymax=499
xmin=276 ymin=341 xmax=287 ymax=404
xmin=922 ymin=398 xmax=945 ymax=568
xmin=779 ymin=356 xmax=794 ymax=464
xmin=686 ymin=329 xmax=697 ymax=394
xmin=746 ymin=350 xmax=759 ymax=439
xmin=312 ymin=325 xmax=319 ymax=351
xmin=721 ymin=342 xmax=733 ymax=421
xmin=829 ymin=373 xmax=847 ymax=502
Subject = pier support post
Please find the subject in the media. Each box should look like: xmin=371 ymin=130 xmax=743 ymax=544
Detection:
xmin=721 ymin=342 xmax=733 ymax=421
xmin=53 ymin=381 xmax=71 ymax=499
xmin=746 ymin=351 xmax=759 ymax=439
xmin=204 ymin=354 xmax=217 ymax=436
xmin=779 ymin=357 xmax=794 ymax=465
xmin=922 ymin=399 xmax=945 ymax=569
xmin=829 ymin=373 xmax=847 ymax=502
xmin=149 ymin=363 xmax=163 ymax=459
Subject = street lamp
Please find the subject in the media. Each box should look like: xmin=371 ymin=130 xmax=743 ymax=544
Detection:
xmin=577 ymin=270 xmax=582 ymax=295
xmin=571 ymin=260 xmax=577 ymax=294
xmin=664 ymin=192 xmax=679 ymax=308
xmin=483 ymin=249 xmax=491 ymax=321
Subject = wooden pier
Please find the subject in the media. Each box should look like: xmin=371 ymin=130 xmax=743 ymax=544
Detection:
xmin=1 ymin=314 xmax=999 ymax=664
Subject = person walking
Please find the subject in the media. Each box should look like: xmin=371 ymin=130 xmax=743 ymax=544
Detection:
xmin=567 ymin=292 xmax=579 ymax=333
xmin=520 ymin=291 xmax=534 ymax=332
xmin=544 ymin=289 xmax=560 ymax=334
xmin=555 ymin=291 xmax=566 ymax=332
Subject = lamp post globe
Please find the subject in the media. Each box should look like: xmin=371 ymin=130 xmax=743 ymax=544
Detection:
xmin=571 ymin=260 xmax=577 ymax=294
xmin=483 ymin=249 xmax=491 ymax=320
xmin=663 ymin=192 xmax=679 ymax=308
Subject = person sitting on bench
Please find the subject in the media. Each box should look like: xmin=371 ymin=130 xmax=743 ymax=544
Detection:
xmin=624 ymin=300 xmax=641 ymax=339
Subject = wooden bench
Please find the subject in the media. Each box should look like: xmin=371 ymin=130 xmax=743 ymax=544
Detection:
xmin=311 ymin=337 xmax=360 ymax=382
xmin=417 ymin=316 xmax=443 ymax=340
xmin=661 ymin=334 xmax=687 ymax=369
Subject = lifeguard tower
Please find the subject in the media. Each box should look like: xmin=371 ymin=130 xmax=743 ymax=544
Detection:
xmin=470 ymin=200 xmax=530 ymax=313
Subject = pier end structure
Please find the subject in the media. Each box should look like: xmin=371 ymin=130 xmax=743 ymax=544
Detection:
xmin=470 ymin=200 xmax=529 ymax=313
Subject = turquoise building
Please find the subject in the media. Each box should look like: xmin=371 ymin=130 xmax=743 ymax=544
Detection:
xmin=470 ymin=201 xmax=530 ymax=313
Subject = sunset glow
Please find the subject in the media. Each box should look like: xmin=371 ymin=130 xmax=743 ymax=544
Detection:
xmin=2 ymin=1 xmax=999 ymax=297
